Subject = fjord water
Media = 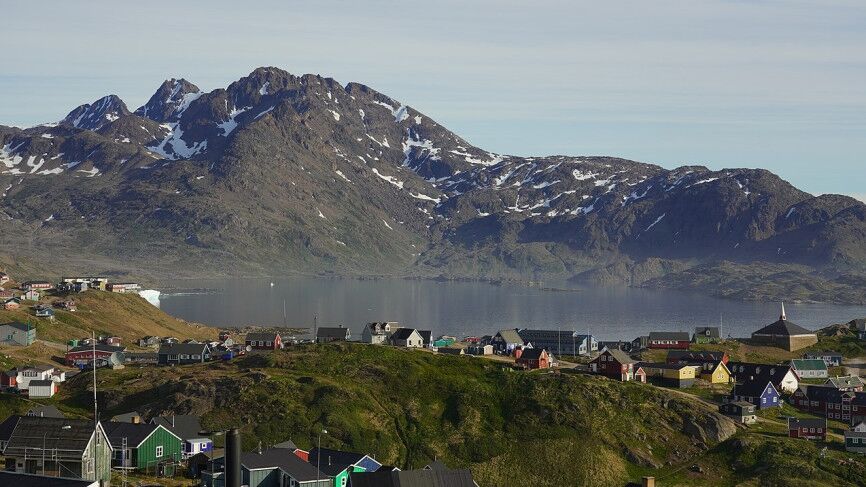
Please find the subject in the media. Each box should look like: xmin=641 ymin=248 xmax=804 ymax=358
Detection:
xmin=156 ymin=277 xmax=866 ymax=341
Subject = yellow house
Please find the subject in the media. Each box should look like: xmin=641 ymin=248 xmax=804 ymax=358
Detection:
xmin=639 ymin=363 xmax=697 ymax=388
xmin=700 ymin=361 xmax=732 ymax=384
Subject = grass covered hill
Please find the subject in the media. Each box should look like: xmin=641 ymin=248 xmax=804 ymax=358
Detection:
xmin=0 ymin=290 xmax=216 ymax=345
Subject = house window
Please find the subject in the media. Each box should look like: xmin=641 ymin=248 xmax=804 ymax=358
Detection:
xmin=180 ymin=354 xmax=189 ymax=360
xmin=156 ymin=445 xmax=164 ymax=457
xmin=341 ymin=477 xmax=348 ymax=487
xmin=773 ymin=397 xmax=777 ymax=403
xmin=817 ymin=428 xmax=823 ymax=433
xmin=266 ymin=341 xmax=272 ymax=347
xmin=193 ymin=354 xmax=201 ymax=360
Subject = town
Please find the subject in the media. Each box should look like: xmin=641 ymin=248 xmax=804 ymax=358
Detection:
xmin=2 ymin=271 xmax=866 ymax=486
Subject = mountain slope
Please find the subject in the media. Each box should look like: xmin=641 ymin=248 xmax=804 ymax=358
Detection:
xmin=1 ymin=67 xmax=865 ymax=301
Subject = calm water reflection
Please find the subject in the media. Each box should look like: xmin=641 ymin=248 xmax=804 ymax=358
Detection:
xmin=156 ymin=277 xmax=866 ymax=342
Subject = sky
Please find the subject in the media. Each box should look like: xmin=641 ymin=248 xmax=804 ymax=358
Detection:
xmin=2 ymin=0 xmax=864 ymax=200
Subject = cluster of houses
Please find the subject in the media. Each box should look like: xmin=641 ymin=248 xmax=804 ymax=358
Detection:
xmin=0 ymin=363 xmax=69 ymax=398
xmin=0 ymin=272 xmax=139 ymax=317
xmin=0 ymin=409 xmax=477 ymax=487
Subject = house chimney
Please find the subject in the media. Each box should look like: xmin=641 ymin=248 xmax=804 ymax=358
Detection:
xmin=642 ymin=476 xmax=655 ymax=487
xmin=226 ymin=428 xmax=242 ymax=487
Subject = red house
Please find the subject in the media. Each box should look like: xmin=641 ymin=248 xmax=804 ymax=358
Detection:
xmin=516 ymin=348 xmax=550 ymax=369
xmin=788 ymin=417 xmax=826 ymax=441
xmin=590 ymin=349 xmax=644 ymax=382
xmin=293 ymin=449 xmax=309 ymax=462
xmin=245 ymin=332 xmax=282 ymax=350
xmin=647 ymin=332 xmax=691 ymax=350
xmin=65 ymin=344 xmax=125 ymax=367
xmin=1 ymin=370 xmax=18 ymax=389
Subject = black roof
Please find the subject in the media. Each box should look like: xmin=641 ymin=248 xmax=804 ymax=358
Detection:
xmin=788 ymin=417 xmax=826 ymax=429
xmin=309 ymin=447 xmax=367 ymax=476
xmin=350 ymin=469 xmax=476 ymax=487
xmin=418 ymin=330 xmax=432 ymax=344
xmin=150 ymin=415 xmax=203 ymax=441
xmin=648 ymin=332 xmax=690 ymax=341
xmin=732 ymin=381 xmax=775 ymax=398
xmin=241 ymin=449 xmax=324 ymax=481
xmin=638 ymin=362 xmax=693 ymax=370
xmin=29 ymin=379 xmax=53 ymax=387
xmin=0 ymin=471 xmax=97 ymax=487
xmin=390 ymin=328 xmax=420 ymax=340
xmin=316 ymin=327 xmax=349 ymax=339
xmin=4 ymin=417 xmax=99 ymax=459
xmin=519 ymin=348 xmax=546 ymax=360
xmin=667 ymin=351 xmax=727 ymax=363
xmin=103 ymin=421 xmax=163 ymax=448
xmin=157 ymin=342 xmax=210 ymax=355
xmin=753 ymin=318 xmax=814 ymax=337
xmin=0 ymin=415 xmax=21 ymax=442
xmin=797 ymin=384 xmax=850 ymax=403
xmin=728 ymin=362 xmax=793 ymax=388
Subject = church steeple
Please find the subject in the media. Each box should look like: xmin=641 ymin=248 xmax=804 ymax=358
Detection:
xmin=780 ymin=302 xmax=787 ymax=321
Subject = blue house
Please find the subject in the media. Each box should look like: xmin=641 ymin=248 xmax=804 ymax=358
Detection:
xmin=729 ymin=380 xmax=780 ymax=409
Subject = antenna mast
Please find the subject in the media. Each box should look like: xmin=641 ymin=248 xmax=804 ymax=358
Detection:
xmin=92 ymin=331 xmax=98 ymax=429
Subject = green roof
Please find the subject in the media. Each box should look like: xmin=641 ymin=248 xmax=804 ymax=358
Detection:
xmin=791 ymin=359 xmax=828 ymax=371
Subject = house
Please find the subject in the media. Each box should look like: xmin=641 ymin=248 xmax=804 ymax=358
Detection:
xmin=845 ymin=422 xmax=866 ymax=453
xmin=65 ymin=344 xmax=126 ymax=368
xmin=388 ymin=328 xmax=425 ymax=348
xmin=308 ymin=447 xmax=382 ymax=487
xmin=693 ymin=326 xmax=721 ymax=344
xmin=0 ymin=321 xmax=36 ymax=346
xmin=34 ymin=305 xmax=54 ymax=319
xmin=467 ymin=344 xmax=494 ymax=356
xmin=11 ymin=364 xmax=60 ymax=391
xmin=516 ymin=329 xmax=598 ymax=356
xmin=826 ymin=376 xmax=865 ymax=392
xmin=718 ymin=401 xmax=757 ymax=424
xmin=855 ymin=319 xmax=866 ymax=340
xmin=150 ymin=415 xmax=211 ymax=458
xmin=791 ymin=359 xmax=829 ymax=379
xmin=23 ymin=290 xmax=41 ymax=301
xmin=0 ymin=271 xmax=8 ymax=284
xmin=106 ymin=283 xmax=141 ymax=293
xmin=0 ymin=289 xmax=14 ymax=299
xmin=639 ymin=362 xmax=697 ymax=388
xmin=590 ymin=348 xmax=643 ymax=382
xmin=729 ymin=381 xmax=781 ymax=409
xmin=790 ymin=384 xmax=864 ymax=422
xmin=788 ymin=417 xmax=827 ymax=441
xmin=647 ymin=332 xmax=690 ymax=350
xmin=490 ymin=329 xmax=524 ymax=354
xmin=750 ymin=303 xmax=817 ymax=351
xmin=124 ymin=352 xmax=158 ymax=365
xmin=0 ymin=416 xmax=112 ymax=482
xmin=438 ymin=346 xmax=465 ymax=356
xmin=138 ymin=336 xmax=161 ymax=347
xmin=245 ymin=332 xmax=283 ymax=350
xmin=804 ymin=350 xmax=843 ymax=367
xmin=361 ymin=322 xmax=395 ymax=344
xmin=102 ymin=336 xmax=122 ymax=346
xmin=21 ymin=280 xmax=52 ymax=292
xmin=28 ymin=379 xmax=57 ymax=398
xmin=700 ymin=361 xmax=732 ymax=384
xmin=26 ymin=405 xmax=65 ymax=418
xmin=727 ymin=362 xmax=800 ymax=394
xmin=315 ymin=326 xmax=351 ymax=343
xmin=204 ymin=448 xmax=331 ymax=487
xmin=157 ymin=342 xmax=211 ymax=365
xmin=4 ymin=297 xmax=21 ymax=310
xmin=351 ymin=467 xmax=477 ymax=487
xmin=516 ymin=348 xmax=551 ymax=369
xmin=57 ymin=300 xmax=77 ymax=311
xmin=103 ymin=421 xmax=183 ymax=471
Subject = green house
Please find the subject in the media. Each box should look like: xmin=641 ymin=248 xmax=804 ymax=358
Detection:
xmin=104 ymin=421 xmax=183 ymax=472
xmin=310 ymin=447 xmax=382 ymax=487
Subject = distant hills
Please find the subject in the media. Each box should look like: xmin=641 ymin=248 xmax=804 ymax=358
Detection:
xmin=1 ymin=67 xmax=865 ymax=303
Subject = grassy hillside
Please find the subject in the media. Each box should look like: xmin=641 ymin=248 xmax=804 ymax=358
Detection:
xmin=0 ymin=290 xmax=216 ymax=345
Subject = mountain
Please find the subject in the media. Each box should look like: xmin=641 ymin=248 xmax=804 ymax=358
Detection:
xmin=1 ymin=66 xmax=865 ymax=302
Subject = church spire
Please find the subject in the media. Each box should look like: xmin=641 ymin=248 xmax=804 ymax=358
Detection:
xmin=780 ymin=302 xmax=787 ymax=321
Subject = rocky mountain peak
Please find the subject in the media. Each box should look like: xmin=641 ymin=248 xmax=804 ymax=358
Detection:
xmin=60 ymin=94 xmax=129 ymax=131
xmin=134 ymin=78 xmax=202 ymax=123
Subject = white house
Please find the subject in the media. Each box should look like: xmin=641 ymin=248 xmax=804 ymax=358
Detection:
xmin=15 ymin=365 xmax=57 ymax=391
xmin=28 ymin=379 xmax=56 ymax=398
xmin=361 ymin=322 xmax=396 ymax=344
xmin=388 ymin=328 xmax=424 ymax=348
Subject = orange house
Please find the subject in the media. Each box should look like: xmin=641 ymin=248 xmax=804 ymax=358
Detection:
xmin=3 ymin=298 xmax=20 ymax=310
xmin=516 ymin=348 xmax=550 ymax=369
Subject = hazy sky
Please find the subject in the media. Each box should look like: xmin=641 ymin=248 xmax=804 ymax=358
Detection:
xmin=2 ymin=0 xmax=864 ymax=199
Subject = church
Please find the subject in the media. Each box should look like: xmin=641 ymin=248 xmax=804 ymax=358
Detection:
xmin=751 ymin=304 xmax=818 ymax=352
